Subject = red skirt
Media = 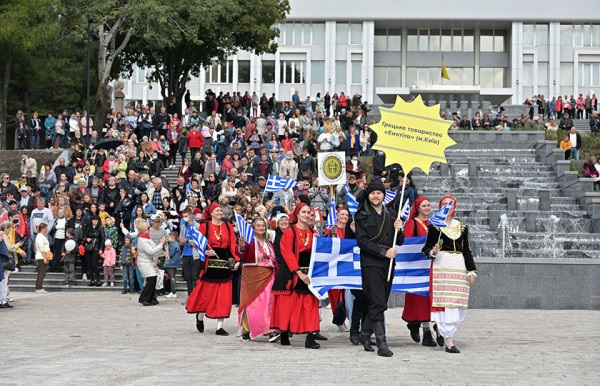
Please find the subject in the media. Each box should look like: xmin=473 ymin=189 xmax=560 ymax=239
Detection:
xmin=402 ymin=293 xmax=431 ymax=322
xmin=185 ymin=279 xmax=233 ymax=319
xmin=327 ymin=289 xmax=344 ymax=314
xmin=270 ymin=292 xmax=320 ymax=334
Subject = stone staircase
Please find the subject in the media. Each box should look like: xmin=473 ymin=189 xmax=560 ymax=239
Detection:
xmin=411 ymin=131 xmax=600 ymax=259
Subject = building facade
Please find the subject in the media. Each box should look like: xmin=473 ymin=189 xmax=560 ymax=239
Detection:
xmin=118 ymin=0 xmax=600 ymax=111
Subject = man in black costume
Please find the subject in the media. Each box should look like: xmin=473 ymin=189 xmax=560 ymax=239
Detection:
xmin=355 ymin=180 xmax=403 ymax=357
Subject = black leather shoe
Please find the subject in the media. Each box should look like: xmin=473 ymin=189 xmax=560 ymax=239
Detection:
xmin=349 ymin=329 xmax=360 ymax=345
xmin=121 ymin=290 xmax=128 ymax=294
xmin=3 ymin=303 xmax=13 ymax=309
xmin=422 ymin=330 xmax=438 ymax=347
xmin=359 ymin=331 xmax=375 ymax=352
xmin=433 ymin=324 xmax=445 ymax=347
xmin=142 ymin=302 xmax=152 ymax=306
xmin=312 ymin=332 xmax=328 ymax=341
xmin=88 ymin=281 xmax=95 ymax=287
xmin=150 ymin=299 xmax=159 ymax=305
xmin=0 ymin=304 xmax=7 ymax=309
xmin=445 ymin=345 xmax=460 ymax=353
xmin=95 ymin=281 xmax=102 ymax=287
xmin=407 ymin=321 xmax=420 ymax=343
xmin=216 ymin=328 xmax=229 ymax=336
xmin=196 ymin=314 xmax=204 ymax=333
xmin=280 ymin=331 xmax=291 ymax=346
xmin=305 ymin=334 xmax=321 ymax=349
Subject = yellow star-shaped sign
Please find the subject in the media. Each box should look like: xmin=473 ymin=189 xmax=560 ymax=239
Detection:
xmin=371 ymin=95 xmax=456 ymax=175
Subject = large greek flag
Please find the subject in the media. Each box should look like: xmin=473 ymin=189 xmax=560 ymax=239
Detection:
xmin=265 ymin=175 xmax=298 ymax=193
xmin=308 ymin=236 xmax=430 ymax=299
xmin=429 ymin=200 xmax=454 ymax=227
xmin=235 ymin=212 xmax=255 ymax=244
xmin=187 ymin=225 xmax=208 ymax=262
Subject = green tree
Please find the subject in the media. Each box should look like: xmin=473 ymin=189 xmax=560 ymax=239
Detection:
xmin=0 ymin=0 xmax=63 ymax=149
xmin=123 ymin=0 xmax=289 ymax=113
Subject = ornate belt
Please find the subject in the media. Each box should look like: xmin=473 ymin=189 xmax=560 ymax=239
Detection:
xmin=207 ymin=259 xmax=230 ymax=269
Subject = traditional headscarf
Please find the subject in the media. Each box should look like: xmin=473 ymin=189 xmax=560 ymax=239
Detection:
xmin=407 ymin=195 xmax=430 ymax=221
xmin=203 ymin=202 xmax=221 ymax=221
xmin=289 ymin=202 xmax=307 ymax=224
xmin=438 ymin=195 xmax=457 ymax=210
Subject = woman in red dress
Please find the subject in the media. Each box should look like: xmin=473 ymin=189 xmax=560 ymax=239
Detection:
xmin=324 ymin=207 xmax=355 ymax=332
xmin=186 ymin=202 xmax=240 ymax=336
xmin=402 ymin=195 xmax=441 ymax=347
xmin=270 ymin=203 xmax=322 ymax=349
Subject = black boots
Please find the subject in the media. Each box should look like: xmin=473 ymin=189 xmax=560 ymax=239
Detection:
xmin=305 ymin=333 xmax=320 ymax=349
xmin=349 ymin=308 xmax=361 ymax=345
xmin=349 ymin=329 xmax=360 ymax=345
xmin=422 ymin=330 xmax=437 ymax=347
xmin=372 ymin=321 xmax=393 ymax=357
xmin=359 ymin=317 xmax=374 ymax=352
xmin=280 ymin=331 xmax=290 ymax=346
xmin=407 ymin=321 xmax=420 ymax=343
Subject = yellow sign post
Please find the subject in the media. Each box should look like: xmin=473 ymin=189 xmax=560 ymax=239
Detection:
xmin=370 ymin=95 xmax=455 ymax=280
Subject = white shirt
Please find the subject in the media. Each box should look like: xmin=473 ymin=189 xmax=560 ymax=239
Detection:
xmin=569 ymin=132 xmax=578 ymax=148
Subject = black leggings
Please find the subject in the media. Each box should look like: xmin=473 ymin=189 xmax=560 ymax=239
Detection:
xmin=85 ymin=251 xmax=100 ymax=282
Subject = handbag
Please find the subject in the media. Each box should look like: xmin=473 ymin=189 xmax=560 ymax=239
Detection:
xmin=332 ymin=292 xmax=347 ymax=325
xmin=43 ymin=251 xmax=53 ymax=261
xmin=1 ymin=255 xmax=15 ymax=272
xmin=78 ymin=244 xmax=85 ymax=256
xmin=84 ymin=239 xmax=96 ymax=252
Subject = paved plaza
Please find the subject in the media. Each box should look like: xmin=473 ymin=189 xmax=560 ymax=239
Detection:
xmin=1 ymin=291 xmax=599 ymax=385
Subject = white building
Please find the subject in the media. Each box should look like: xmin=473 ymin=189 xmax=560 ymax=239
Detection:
xmin=119 ymin=0 xmax=600 ymax=111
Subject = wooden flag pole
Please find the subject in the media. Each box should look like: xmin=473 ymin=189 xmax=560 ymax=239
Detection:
xmin=387 ymin=176 xmax=406 ymax=282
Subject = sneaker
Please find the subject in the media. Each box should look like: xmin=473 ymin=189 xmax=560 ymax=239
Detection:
xmin=82 ymin=274 xmax=88 ymax=281
xmin=110 ymin=282 xmax=115 ymax=287
xmin=13 ymin=267 xmax=19 ymax=273
xmin=35 ymin=289 xmax=48 ymax=294
xmin=6 ymin=296 xmax=14 ymax=302
xmin=164 ymin=293 xmax=172 ymax=298
xmin=170 ymin=293 xmax=177 ymax=298
xmin=101 ymin=282 xmax=108 ymax=287
xmin=269 ymin=332 xmax=281 ymax=343
xmin=241 ymin=333 xmax=251 ymax=341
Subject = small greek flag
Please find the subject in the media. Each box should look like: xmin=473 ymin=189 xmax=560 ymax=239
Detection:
xmin=384 ymin=190 xmax=396 ymax=205
xmin=308 ymin=236 xmax=430 ymax=298
xmin=400 ymin=199 xmax=411 ymax=221
xmin=429 ymin=200 xmax=454 ymax=227
xmin=344 ymin=182 xmax=359 ymax=216
xmin=235 ymin=212 xmax=255 ymax=244
xmin=187 ymin=225 xmax=208 ymax=262
xmin=265 ymin=174 xmax=298 ymax=193
xmin=326 ymin=197 xmax=337 ymax=229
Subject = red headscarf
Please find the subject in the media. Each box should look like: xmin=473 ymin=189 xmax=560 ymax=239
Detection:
xmin=407 ymin=195 xmax=430 ymax=221
xmin=289 ymin=202 xmax=307 ymax=224
xmin=438 ymin=195 xmax=457 ymax=210
xmin=203 ymin=202 xmax=221 ymax=221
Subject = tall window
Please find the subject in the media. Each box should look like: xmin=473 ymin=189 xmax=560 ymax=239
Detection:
xmin=205 ymin=61 xmax=232 ymax=83
xmin=262 ymin=61 xmax=275 ymax=83
xmin=311 ymin=61 xmax=325 ymax=84
xmin=407 ymin=28 xmax=473 ymax=52
xmin=375 ymin=29 xmax=401 ymax=51
xmin=278 ymin=22 xmax=326 ymax=45
xmin=580 ymin=63 xmax=600 ymax=86
xmin=238 ymin=60 xmax=251 ymax=83
xmin=336 ymin=61 xmax=347 ymax=84
xmin=280 ymin=61 xmax=305 ymax=84
xmin=524 ymin=24 xmax=548 ymax=46
xmin=560 ymin=62 xmax=574 ymax=86
xmin=562 ymin=23 xmax=600 ymax=47
xmin=351 ymin=61 xmax=361 ymax=84
xmin=374 ymin=67 xmax=401 ymax=87
xmin=480 ymin=68 xmax=507 ymax=88
xmin=480 ymin=29 xmax=507 ymax=52
xmin=136 ymin=66 xmax=146 ymax=83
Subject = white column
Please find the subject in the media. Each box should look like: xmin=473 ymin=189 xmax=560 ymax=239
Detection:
xmin=306 ymin=51 xmax=312 ymax=97
xmin=275 ymin=51 xmax=281 ymax=100
xmin=363 ymin=21 xmax=375 ymax=104
xmin=142 ymin=86 xmax=148 ymax=107
xmin=232 ymin=55 xmax=239 ymax=92
xmin=511 ymin=22 xmax=524 ymax=104
xmin=549 ymin=22 xmax=560 ymax=98
xmin=574 ymin=53 xmax=579 ymax=98
xmin=474 ymin=28 xmax=481 ymax=85
xmin=401 ymin=27 xmax=408 ymax=88
xmin=200 ymin=67 xmax=206 ymax=98
xmin=325 ymin=21 xmax=336 ymax=94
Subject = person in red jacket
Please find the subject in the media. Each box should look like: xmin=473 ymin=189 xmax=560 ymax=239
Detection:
xmin=402 ymin=195 xmax=443 ymax=348
xmin=186 ymin=124 xmax=204 ymax=159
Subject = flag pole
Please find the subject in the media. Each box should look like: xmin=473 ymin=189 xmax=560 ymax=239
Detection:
xmin=387 ymin=176 xmax=406 ymax=282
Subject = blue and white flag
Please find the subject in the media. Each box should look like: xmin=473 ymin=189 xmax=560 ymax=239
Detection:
xmin=235 ymin=212 xmax=255 ymax=244
xmin=429 ymin=200 xmax=454 ymax=227
xmin=326 ymin=197 xmax=337 ymax=229
xmin=187 ymin=225 xmax=208 ymax=262
xmin=265 ymin=174 xmax=298 ymax=193
xmin=399 ymin=199 xmax=411 ymax=221
xmin=344 ymin=182 xmax=359 ymax=216
xmin=384 ymin=190 xmax=396 ymax=205
xmin=308 ymin=236 xmax=430 ymax=298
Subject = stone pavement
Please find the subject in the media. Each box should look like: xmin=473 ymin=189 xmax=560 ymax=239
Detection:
xmin=1 ymin=292 xmax=599 ymax=385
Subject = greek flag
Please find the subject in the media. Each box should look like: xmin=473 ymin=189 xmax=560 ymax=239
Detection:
xmin=187 ymin=225 xmax=208 ymax=262
xmin=344 ymin=183 xmax=359 ymax=216
xmin=384 ymin=190 xmax=396 ymax=205
xmin=429 ymin=200 xmax=454 ymax=227
xmin=265 ymin=174 xmax=298 ymax=193
xmin=326 ymin=197 xmax=337 ymax=229
xmin=400 ymin=199 xmax=411 ymax=221
xmin=308 ymin=236 xmax=430 ymax=298
xmin=235 ymin=212 xmax=255 ymax=244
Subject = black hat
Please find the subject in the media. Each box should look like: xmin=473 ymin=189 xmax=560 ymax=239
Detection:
xmin=366 ymin=180 xmax=386 ymax=196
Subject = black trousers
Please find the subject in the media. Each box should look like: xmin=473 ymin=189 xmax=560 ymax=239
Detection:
xmin=182 ymin=255 xmax=202 ymax=295
xmin=361 ymin=266 xmax=393 ymax=324
xmin=139 ymin=276 xmax=157 ymax=304
xmin=85 ymin=251 xmax=100 ymax=282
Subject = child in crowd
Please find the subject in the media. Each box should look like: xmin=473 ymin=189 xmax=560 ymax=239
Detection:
xmin=104 ymin=216 xmax=119 ymax=250
xmin=120 ymin=235 xmax=136 ymax=294
xmin=62 ymin=228 xmax=77 ymax=287
xmin=98 ymin=203 xmax=110 ymax=227
xmin=164 ymin=231 xmax=182 ymax=299
xmin=559 ymin=135 xmax=572 ymax=160
xmin=100 ymin=240 xmax=116 ymax=287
